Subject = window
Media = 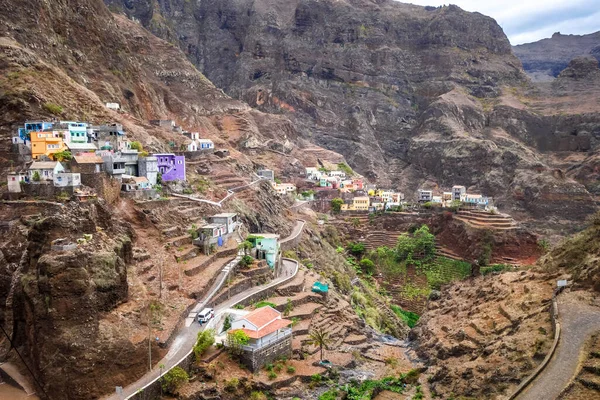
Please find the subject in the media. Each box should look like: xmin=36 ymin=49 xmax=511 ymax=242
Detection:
xmin=178 ymin=160 xmax=182 ymax=164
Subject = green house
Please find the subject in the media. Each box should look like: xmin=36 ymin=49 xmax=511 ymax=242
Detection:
xmin=248 ymin=233 xmax=280 ymax=269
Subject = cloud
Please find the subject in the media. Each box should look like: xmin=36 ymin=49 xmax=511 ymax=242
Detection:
xmin=404 ymin=0 xmax=600 ymax=44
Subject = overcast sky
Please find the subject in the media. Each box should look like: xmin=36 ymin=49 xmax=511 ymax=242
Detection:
xmin=406 ymin=0 xmax=600 ymax=45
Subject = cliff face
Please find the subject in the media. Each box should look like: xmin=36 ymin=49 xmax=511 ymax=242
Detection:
xmin=107 ymin=0 xmax=599 ymax=234
xmin=513 ymin=31 xmax=600 ymax=81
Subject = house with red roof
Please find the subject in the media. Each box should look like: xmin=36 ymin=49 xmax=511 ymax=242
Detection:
xmin=228 ymin=306 xmax=293 ymax=371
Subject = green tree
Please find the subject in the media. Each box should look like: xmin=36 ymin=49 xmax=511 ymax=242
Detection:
xmin=161 ymin=366 xmax=189 ymax=394
xmin=331 ymin=198 xmax=344 ymax=213
xmin=193 ymin=329 xmax=215 ymax=360
xmin=308 ymin=327 xmax=332 ymax=361
xmin=347 ymin=242 xmax=366 ymax=257
xmin=222 ymin=315 xmax=232 ymax=332
xmin=413 ymin=225 xmax=435 ymax=258
xmin=32 ymin=171 xmax=41 ymax=182
xmin=52 ymin=150 xmax=72 ymax=162
xmin=359 ymin=258 xmax=375 ymax=275
xmin=226 ymin=330 xmax=250 ymax=356
xmin=130 ymin=141 xmax=143 ymax=151
xmin=238 ymin=240 xmax=253 ymax=256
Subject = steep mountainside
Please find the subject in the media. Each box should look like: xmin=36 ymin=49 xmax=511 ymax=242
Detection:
xmin=513 ymin=31 xmax=600 ymax=81
xmin=106 ymin=0 xmax=599 ymax=235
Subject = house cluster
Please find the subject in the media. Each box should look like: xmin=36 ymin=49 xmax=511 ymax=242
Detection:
xmin=257 ymin=169 xmax=297 ymax=196
xmin=305 ymin=167 xmax=364 ymax=192
xmin=149 ymin=119 xmax=214 ymax=153
xmin=7 ymin=120 xmax=187 ymax=194
xmin=340 ymin=187 xmax=405 ymax=212
xmin=417 ymin=185 xmax=493 ymax=207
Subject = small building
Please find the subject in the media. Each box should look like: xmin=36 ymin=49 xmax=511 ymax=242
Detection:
xmin=154 ymin=153 xmax=186 ymax=181
xmin=198 ymin=139 xmax=214 ymax=150
xmin=102 ymin=150 xmax=139 ymax=180
xmin=257 ymin=169 xmax=275 ymax=181
xmin=418 ymin=189 xmax=433 ymax=203
xmin=305 ymin=167 xmax=321 ymax=181
xmin=192 ymin=223 xmax=228 ymax=254
xmin=183 ymin=132 xmax=200 ymax=140
xmin=272 ymin=182 xmax=296 ymax=195
xmin=431 ymin=195 xmax=442 ymax=204
xmin=352 ymin=178 xmax=364 ymax=190
xmin=207 ymin=213 xmax=239 ymax=234
xmin=30 ymin=130 xmax=67 ymax=160
xmin=329 ymin=170 xmax=346 ymax=179
xmin=149 ymin=120 xmax=175 ymax=129
xmin=353 ymin=196 xmax=370 ymax=211
xmin=121 ymin=176 xmax=150 ymax=191
xmin=29 ymin=161 xmax=65 ymax=181
xmin=7 ymin=172 xmax=27 ymax=193
xmin=452 ymin=185 xmax=466 ymax=201
xmin=250 ymin=233 xmax=280 ymax=269
xmin=53 ymin=173 xmax=81 ymax=188
xmin=442 ymin=192 xmax=452 ymax=202
xmin=186 ymin=140 xmax=198 ymax=152
xmin=138 ymin=156 xmax=158 ymax=186
xmin=66 ymin=142 xmax=98 ymax=155
xmin=228 ymin=306 xmax=292 ymax=372
xmin=105 ymin=103 xmax=120 ymax=110
xmin=71 ymin=155 xmax=104 ymax=174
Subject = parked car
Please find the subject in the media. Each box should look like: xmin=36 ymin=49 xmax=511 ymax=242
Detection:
xmin=198 ymin=308 xmax=214 ymax=323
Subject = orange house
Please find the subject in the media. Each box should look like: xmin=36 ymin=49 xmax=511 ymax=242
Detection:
xmin=31 ymin=130 xmax=67 ymax=160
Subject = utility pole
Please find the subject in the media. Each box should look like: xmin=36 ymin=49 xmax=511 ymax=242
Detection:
xmin=148 ymin=304 xmax=152 ymax=372
xmin=159 ymin=261 xmax=163 ymax=299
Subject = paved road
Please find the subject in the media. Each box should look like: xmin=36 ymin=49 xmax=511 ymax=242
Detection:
xmin=171 ymin=175 xmax=264 ymax=207
xmin=518 ymin=291 xmax=600 ymax=400
xmin=103 ymin=250 xmax=299 ymax=400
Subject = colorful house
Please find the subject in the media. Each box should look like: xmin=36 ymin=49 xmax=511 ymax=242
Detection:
xmin=18 ymin=121 xmax=54 ymax=141
xmin=30 ymin=130 xmax=67 ymax=160
xmin=352 ymin=179 xmax=364 ymax=190
xmin=154 ymin=153 xmax=186 ymax=181
xmin=60 ymin=121 xmax=88 ymax=144
xmin=198 ymin=139 xmax=214 ymax=150
xmin=192 ymin=223 xmax=228 ymax=254
xmin=228 ymin=306 xmax=292 ymax=371
xmin=452 ymin=185 xmax=466 ymax=201
xmin=250 ymin=233 xmax=280 ymax=268
xmin=29 ymin=161 xmax=65 ymax=181
xmin=272 ymin=182 xmax=296 ymax=195
xmin=353 ymin=196 xmax=370 ymax=211
xmin=306 ymin=167 xmax=322 ymax=181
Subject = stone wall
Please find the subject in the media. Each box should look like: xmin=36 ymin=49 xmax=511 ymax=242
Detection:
xmin=239 ymin=335 xmax=293 ymax=372
xmin=121 ymin=189 xmax=158 ymax=200
xmin=20 ymin=182 xmax=75 ymax=198
xmin=280 ymin=220 xmax=305 ymax=252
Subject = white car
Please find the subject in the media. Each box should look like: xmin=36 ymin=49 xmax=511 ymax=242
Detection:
xmin=198 ymin=308 xmax=214 ymax=323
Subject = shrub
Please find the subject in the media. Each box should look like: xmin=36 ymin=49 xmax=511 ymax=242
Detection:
xmin=284 ymin=298 xmax=293 ymax=316
xmin=226 ymin=330 xmax=250 ymax=356
xmin=347 ymin=242 xmax=366 ymax=257
xmin=233 ymin=304 xmax=244 ymax=310
xmin=265 ymin=363 xmax=274 ymax=372
xmin=224 ymin=377 xmax=239 ymax=392
xmin=52 ymin=150 xmax=72 ymax=162
xmin=239 ymin=255 xmax=254 ymax=267
xmin=274 ymin=363 xmax=283 ymax=373
xmin=359 ymin=258 xmax=375 ymax=275
xmin=161 ymin=366 xmax=189 ymax=394
xmin=399 ymin=368 xmax=420 ymax=384
xmin=222 ymin=315 xmax=232 ymax=332
xmin=43 ymin=102 xmax=63 ymax=115
xmin=193 ymin=329 xmax=215 ymax=360
xmin=331 ymin=198 xmax=344 ymax=213
xmin=319 ymin=389 xmax=338 ymax=400
xmin=250 ymin=392 xmax=268 ymax=400
xmin=130 ymin=141 xmax=143 ymax=151
xmin=267 ymin=371 xmax=277 ymax=380
xmin=32 ymin=171 xmax=41 ymax=182
xmin=391 ymin=305 xmax=420 ymax=328
xmin=287 ymin=365 xmax=296 ymax=374
xmin=311 ymin=373 xmax=322 ymax=383
xmin=254 ymin=301 xmax=276 ymax=308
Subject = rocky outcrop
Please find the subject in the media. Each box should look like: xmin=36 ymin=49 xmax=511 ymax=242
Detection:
xmin=513 ymin=31 xmax=600 ymax=81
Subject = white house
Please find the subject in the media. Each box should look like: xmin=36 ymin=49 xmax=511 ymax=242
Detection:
xmin=329 ymin=170 xmax=346 ymax=179
xmin=271 ymin=182 xmax=296 ymax=195
xmin=229 ymin=306 xmax=292 ymax=350
xmin=7 ymin=172 xmax=26 ymax=193
xmin=105 ymin=103 xmax=120 ymax=111
xmin=186 ymin=140 xmax=198 ymax=152
xmin=53 ymin=173 xmax=81 ymax=188
xmin=198 ymin=139 xmax=214 ymax=150
xmin=305 ymin=167 xmax=322 ymax=180
xmin=29 ymin=161 xmax=65 ymax=181
xmin=418 ymin=189 xmax=433 ymax=202
xmin=452 ymin=185 xmax=466 ymax=201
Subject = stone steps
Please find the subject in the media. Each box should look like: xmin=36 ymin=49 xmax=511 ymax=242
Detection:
xmin=344 ymin=334 xmax=368 ymax=345
xmin=287 ymin=302 xmax=322 ymax=320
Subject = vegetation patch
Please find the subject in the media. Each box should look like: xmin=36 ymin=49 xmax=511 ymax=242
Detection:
xmin=391 ymin=305 xmax=420 ymax=328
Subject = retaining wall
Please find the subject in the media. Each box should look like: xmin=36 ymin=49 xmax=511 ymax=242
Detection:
xmin=280 ymin=220 xmax=305 ymax=252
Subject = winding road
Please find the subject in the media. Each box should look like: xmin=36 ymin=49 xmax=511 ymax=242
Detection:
xmin=518 ymin=291 xmax=600 ymax=400
xmin=103 ymin=220 xmax=304 ymax=400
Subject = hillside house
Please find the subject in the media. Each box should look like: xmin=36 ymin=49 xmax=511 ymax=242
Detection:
xmin=192 ymin=223 xmax=228 ymax=254
xmin=66 ymin=142 xmax=97 ymax=155
xmin=329 ymin=170 xmax=346 ymax=179
xmin=60 ymin=121 xmax=88 ymax=144
xmin=207 ymin=213 xmax=239 ymax=234
xmin=31 ymin=130 xmax=66 ymax=160
xmin=452 ymin=185 xmax=466 ymax=201
xmin=183 ymin=131 xmax=199 ymax=140
xmin=149 ymin=120 xmax=175 ymax=129
xmin=418 ymin=189 xmax=433 ymax=202
xmin=53 ymin=173 xmax=81 ymax=188
xmin=105 ymin=103 xmax=120 ymax=110
xmin=93 ymin=124 xmax=126 ymax=151
xmin=432 ymin=195 xmax=443 ymax=204
xmin=272 ymin=182 xmax=296 ymax=195
xmin=341 ymin=196 xmax=369 ymax=211
xmin=121 ymin=176 xmax=150 ymax=191
xmin=463 ymin=194 xmax=493 ymax=207
xmin=249 ymin=233 xmax=280 ymax=268
xmin=101 ymin=149 xmax=139 ymax=179
xmin=352 ymin=178 xmax=364 ymax=190
xmin=71 ymin=155 xmax=104 ymax=174
xmin=198 ymin=139 xmax=214 ymax=150
xmin=7 ymin=172 xmax=26 ymax=193
xmin=138 ymin=156 xmax=158 ymax=185
xmin=443 ymin=192 xmax=452 ymax=202
xmin=305 ymin=167 xmax=322 ymax=180
xmin=155 ymin=153 xmax=186 ymax=181
xmin=228 ymin=306 xmax=292 ymax=371
xmin=29 ymin=161 xmax=65 ymax=181
xmin=185 ymin=139 xmax=198 ymax=152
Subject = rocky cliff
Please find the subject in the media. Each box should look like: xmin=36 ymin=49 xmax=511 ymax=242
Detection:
xmin=106 ymin=0 xmax=599 ymax=235
xmin=513 ymin=31 xmax=600 ymax=81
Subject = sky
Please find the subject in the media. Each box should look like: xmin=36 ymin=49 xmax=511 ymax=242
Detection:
xmin=406 ymin=0 xmax=600 ymax=45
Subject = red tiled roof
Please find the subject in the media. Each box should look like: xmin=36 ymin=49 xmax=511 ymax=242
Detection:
xmin=233 ymin=318 xmax=292 ymax=339
xmin=243 ymin=306 xmax=280 ymax=329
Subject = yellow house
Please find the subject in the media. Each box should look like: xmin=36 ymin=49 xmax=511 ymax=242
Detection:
xmin=353 ymin=196 xmax=370 ymax=211
xmin=31 ymin=130 xmax=67 ymax=160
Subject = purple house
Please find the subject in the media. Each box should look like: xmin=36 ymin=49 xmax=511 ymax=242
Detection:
xmin=154 ymin=153 xmax=186 ymax=181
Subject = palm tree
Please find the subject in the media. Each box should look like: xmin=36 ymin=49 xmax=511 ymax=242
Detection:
xmin=308 ymin=327 xmax=332 ymax=361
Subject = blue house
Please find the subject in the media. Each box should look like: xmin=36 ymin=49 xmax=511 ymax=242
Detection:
xmin=249 ymin=233 xmax=280 ymax=269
